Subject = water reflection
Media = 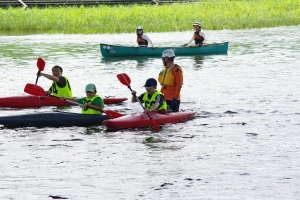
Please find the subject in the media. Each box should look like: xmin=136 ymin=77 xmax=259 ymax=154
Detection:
xmin=193 ymin=55 xmax=205 ymax=68
xmin=100 ymin=56 xmax=150 ymax=64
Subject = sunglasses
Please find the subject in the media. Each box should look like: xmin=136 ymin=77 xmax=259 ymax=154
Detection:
xmin=86 ymin=91 xmax=94 ymax=93
xmin=137 ymin=29 xmax=142 ymax=31
xmin=145 ymin=86 xmax=153 ymax=89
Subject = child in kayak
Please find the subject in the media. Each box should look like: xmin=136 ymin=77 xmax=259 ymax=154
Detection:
xmin=37 ymin=65 xmax=73 ymax=98
xmin=131 ymin=78 xmax=167 ymax=114
xmin=61 ymin=83 xmax=104 ymax=114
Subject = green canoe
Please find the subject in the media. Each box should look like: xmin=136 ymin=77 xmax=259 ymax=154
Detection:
xmin=100 ymin=42 xmax=228 ymax=57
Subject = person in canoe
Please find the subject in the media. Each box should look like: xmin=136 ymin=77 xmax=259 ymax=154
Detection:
xmin=61 ymin=83 xmax=104 ymax=114
xmin=183 ymin=22 xmax=207 ymax=47
xmin=37 ymin=65 xmax=73 ymax=98
xmin=135 ymin=26 xmax=155 ymax=49
xmin=158 ymin=49 xmax=183 ymax=112
xmin=131 ymin=78 xmax=167 ymax=114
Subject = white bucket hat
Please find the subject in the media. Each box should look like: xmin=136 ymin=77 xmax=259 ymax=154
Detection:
xmin=161 ymin=49 xmax=175 ymax=58
xmin=193 ymin=22 xmax=201 ymax=27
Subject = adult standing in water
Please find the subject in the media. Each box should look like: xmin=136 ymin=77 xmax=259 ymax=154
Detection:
xmin=158 ymin=49 xmax=183 ymax=112
xmin=136 ymin=26 xmax=155 ymax=49
xmin=37 ymin=65 xmax=73 ymax=98
xmin=183 ymin=22 xmax=207 ymax=47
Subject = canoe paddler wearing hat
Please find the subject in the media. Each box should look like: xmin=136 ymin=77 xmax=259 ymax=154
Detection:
xmin=183 ymin=22 xmax=207 ymax=47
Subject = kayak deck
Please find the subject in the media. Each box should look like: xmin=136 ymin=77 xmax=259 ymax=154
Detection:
xmin=103 ymin=111 xmax=196 ymax=130
xmin=0 ymin=95 xmax=127 ymax=108
xmin=0 ymin=112 xmax=109 ymax=127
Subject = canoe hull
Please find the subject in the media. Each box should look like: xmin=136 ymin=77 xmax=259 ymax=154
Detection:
xmin=0 ymin=95 xmax=127 ymax=108
xmin=102 ymin=111 xmax=196 ymax=130
xmin=0 ymin=112 xmax=109 ymax=127
xmin=100 ymin=42 xmax=228 ymax=57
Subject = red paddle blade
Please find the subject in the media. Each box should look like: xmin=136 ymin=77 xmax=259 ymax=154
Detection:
xmin=117 ymin=73 xmax=131 ymax=86
xmin=37 ymin=58 xmax=45 ymax=71
xmin=150 ymin=118 xmax=161 ymax=131
xmin=24 ymin=83 xmax=46 ymax=96
xmin=104 ymin=110 xmax=124 ymax=119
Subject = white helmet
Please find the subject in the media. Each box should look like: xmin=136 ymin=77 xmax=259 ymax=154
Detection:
xmin=162 ymin=49 xmax=175 ymax=58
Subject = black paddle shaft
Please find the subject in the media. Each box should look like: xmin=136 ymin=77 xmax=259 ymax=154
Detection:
xmin=128 ymin=86 xmax=156 ymax=120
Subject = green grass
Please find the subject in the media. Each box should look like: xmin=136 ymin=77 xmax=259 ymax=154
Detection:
xmin=0 ymin=0 xmax=299 ymax=34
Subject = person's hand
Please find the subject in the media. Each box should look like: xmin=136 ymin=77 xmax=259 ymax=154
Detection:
xmin=46 ymin=90 xmax=51 ymax=95
xmin=60 ymin=96 xmax=65 ymax=100
xmin=170 ymin=98 xmax=178 ymax=109
xmin=144 ymin=108 xmax=151 ymax=113
xmin=131 ymin=90 xmax=137 ymax=96
xmin=83 ymin=103 xmax=89 ymax=108
xmin=152 ymin=47 xmax=155 ymax=50
xmin=183 ymin=44 xmax=188 ymax=47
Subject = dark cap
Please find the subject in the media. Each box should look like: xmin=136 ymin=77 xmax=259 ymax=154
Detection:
xmin=143 ymin=78 xmax=157 ymax=87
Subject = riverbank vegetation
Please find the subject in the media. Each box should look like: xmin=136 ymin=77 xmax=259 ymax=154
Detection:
xmin=0 ymin=0 xmax=299 ymax=34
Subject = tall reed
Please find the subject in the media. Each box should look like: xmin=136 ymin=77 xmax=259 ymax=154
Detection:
xmin=0 ymin=0 xmax=299 ymax=34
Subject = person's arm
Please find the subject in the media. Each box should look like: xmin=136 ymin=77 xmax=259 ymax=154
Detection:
xmin=200 ymin=31 xmax=207 ymax=43
xmin=84 ymin=97 xmax=104 ymax=111
xmin=38 ymin=72 xmax=59 ymax=82
xmin=60 ymin=96 xmax=77 ymax=102
xmin=131 ymin=91 xmax=143 ymax=102
xmin=144 ymin=94 xmax=164 ymax=113
xmin=173 ymin=66 xmax=183 ymax=99
xmin=142 ymin=34 xmax=154 ymax=47
xmin=184 ymin=35 xmax=194 ymax=46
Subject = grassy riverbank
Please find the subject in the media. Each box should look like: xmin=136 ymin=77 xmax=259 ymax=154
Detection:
xmin=0 ymin=0 xmax=299 ymax=34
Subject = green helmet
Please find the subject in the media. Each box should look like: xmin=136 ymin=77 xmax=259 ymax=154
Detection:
xmin=136 ymin=26 xmax=143 ymax=31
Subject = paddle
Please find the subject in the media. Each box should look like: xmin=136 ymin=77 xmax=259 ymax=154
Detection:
xmin=116 ymin=73 xmax=161 ymax=132
xmin=24 ymin=83 xmax=123 ymax=119
xmin=35 ymin=58 xmax=46 ymax=85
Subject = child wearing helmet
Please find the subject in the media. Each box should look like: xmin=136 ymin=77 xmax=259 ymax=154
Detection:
xmin=183 ymin=22 xmax=207 ymax=47
xmin=158 ymin=49 xmax=183 ymax=112
xmin=135 ymin=26 xmax=155 ymax=49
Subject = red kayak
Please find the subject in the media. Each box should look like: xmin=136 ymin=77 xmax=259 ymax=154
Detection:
xmin=102 ymin=111 xmax=196 ymax=130
xmin=0 ymin=95 xmax=127 ymax=108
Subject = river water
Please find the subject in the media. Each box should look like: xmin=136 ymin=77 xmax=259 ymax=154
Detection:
xmin=0 ymin=26 xmax=299 ymax=199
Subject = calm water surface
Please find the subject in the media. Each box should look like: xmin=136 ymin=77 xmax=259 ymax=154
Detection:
xmin=0 ymin=26 xmax=299 ymax=199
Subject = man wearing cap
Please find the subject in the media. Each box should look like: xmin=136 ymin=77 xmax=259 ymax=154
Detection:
xmin=183 ymin=22 xmax=207 ymax=47
xmin=135 ymin=26 xmax=155 ymax=49
xmin=37 ymin=65 xmax=72 ymax=98
xmin=131 ymin=78 xmax=167 ymax=113
xmin=62 ymin=83 xmax=104 ymax=114
xmin=158 ymin=49 xmax=183 ymax=112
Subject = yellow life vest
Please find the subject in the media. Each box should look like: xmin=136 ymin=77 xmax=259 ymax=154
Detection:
xmin=158 ymin=64 xmax=183 ymax=86
xmin=51 ymin=76 xmax=72 ymax=98
xmin=82 ymin=95 xmax=104 ymax=114
xmin=142 ymin=91 xmax=167 ymax=111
